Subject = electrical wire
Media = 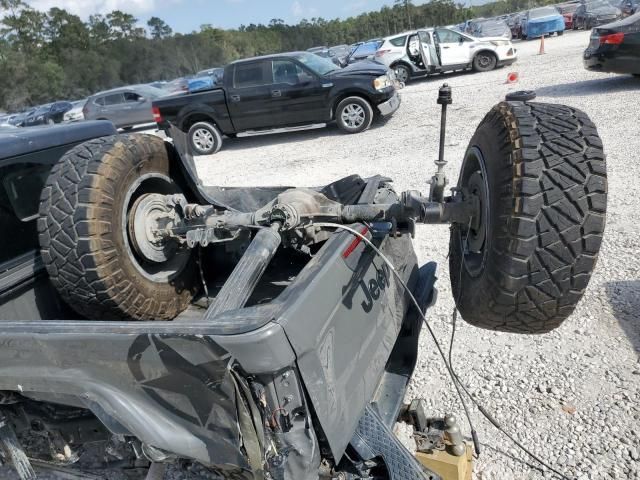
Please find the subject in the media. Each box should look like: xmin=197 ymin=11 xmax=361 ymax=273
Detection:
xmin=447 ymin=310 xmax=572 ymax=480
xmin=312 ymin=222 xmax=573 ymax=480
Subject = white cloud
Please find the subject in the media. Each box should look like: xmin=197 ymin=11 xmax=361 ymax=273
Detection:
xmin=291 ymin=0 xmax=318 ymax=19
xmin=26 ymin=0 xmax=164 ymax=18
xmin=291 ymin=0 xmax=303 ymax=17
xmin=344 ymin=0 xmax=368 ymax=12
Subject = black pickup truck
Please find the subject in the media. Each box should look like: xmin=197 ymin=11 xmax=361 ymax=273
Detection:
xmin=152 ymin=51 xmax=401 ymax=155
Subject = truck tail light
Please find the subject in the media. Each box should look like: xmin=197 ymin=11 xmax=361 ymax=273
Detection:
xmin=152 ymin=106 xmax=163 ymax=123
xmin=600 ymin=32 xmax=624 ymax=44
xmin=375 ymin=49 xmax=391 ymax=57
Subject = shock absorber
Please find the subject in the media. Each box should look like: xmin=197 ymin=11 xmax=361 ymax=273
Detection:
xmin=429 ymin=83 xmax=452 ymax=203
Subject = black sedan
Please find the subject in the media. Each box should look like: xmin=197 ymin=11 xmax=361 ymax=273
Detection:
xmin=573 ymin=0 xmax=622 ymax=29
xmin=584 ymin=11 xmax=640 ymax=75
xmin=23 ymin=102 xmax=73 ymax=127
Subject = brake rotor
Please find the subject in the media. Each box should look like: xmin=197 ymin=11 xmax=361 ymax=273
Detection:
xmin=128 ymin=193 xmax=180 ymax=264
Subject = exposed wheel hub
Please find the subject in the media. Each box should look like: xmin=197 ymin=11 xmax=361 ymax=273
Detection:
xmin=466 ymin=171 xmax=488 ymax=254
xmin=128 ymin=194 xmax=180 ymax=264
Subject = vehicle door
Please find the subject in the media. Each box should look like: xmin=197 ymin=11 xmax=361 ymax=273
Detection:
xmin=98 ymin=93 xmax=126 ymax=126
xmin=417 ymin=30 xmax=438 ymax=68
xmin=123 ymin=91 xmax=153 ymax=125
xmin=575 ymin=4 xmax=586 ymax=26
xmin=434 ymin=28 xmax=473 ymax=66
xmin=226 ymin=60 xmax=276 ymax=131
xmin=270 ymin=59 xmax=329 ymax=125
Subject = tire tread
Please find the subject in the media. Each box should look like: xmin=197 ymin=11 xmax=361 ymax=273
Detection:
xmin=451 ymin=101 xmax=607 ymax=333
xmin=38 ymin=134 xmax=194 ymax=321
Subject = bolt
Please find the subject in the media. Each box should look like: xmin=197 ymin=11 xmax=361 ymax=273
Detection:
xmin=283 ymin=395 xmax=294 ymax=404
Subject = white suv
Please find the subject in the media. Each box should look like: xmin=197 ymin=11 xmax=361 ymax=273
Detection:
xmin=375 ymin=27 xmax=517 ymax=84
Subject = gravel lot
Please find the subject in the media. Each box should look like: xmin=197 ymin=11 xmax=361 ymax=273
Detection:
xmin=3 ymin=30 xmax=639 ymax=480
xmin=194 ymin=30 xmax=640 ymax=480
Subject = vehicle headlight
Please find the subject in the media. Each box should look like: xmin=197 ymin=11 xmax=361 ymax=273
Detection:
xmin=490 ymin=40 xmax=510 ymax=46
xmin=373 ymin=75 xmax=392 ymax=91
xmin=36 ymin=115 xmax=43 ymax=121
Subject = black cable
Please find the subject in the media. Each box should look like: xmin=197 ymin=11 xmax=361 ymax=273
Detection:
xmin=449 ymin=219 xmax=572 ymax=479
xmin=314 ymin=222 xmax=573 ymax=480
xmin=447 ymin=310 xmax=573 ymax=480
xmin=314 ymin=223 xmax=479 ymax=451
xmin=197 ymin=246 xmax=210 ymax=307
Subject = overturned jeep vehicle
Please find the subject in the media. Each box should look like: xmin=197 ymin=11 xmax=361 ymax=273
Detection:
xmin=0 ymin=86 xmax=607 ymax=479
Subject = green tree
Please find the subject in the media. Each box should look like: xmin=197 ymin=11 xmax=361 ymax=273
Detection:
xmin=147 ymin=16 xmax=172 ymax=39
xmin=107 ymin=10 xmax=144 ymax=39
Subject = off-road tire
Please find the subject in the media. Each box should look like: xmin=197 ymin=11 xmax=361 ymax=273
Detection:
xmin=450 ymin=102 xmax=607 ymax=333
xmin=335 ymin=96 xmax=374 ymax=134
xmin=38 ymin=134 xmax=197 ymax=321
xmin=188 ymin=121 xmax=223 ymax=155
xmin=473 ymin=52 xmax=497 ymax=72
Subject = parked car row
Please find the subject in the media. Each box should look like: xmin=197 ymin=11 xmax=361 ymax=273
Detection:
xmin=0 ymin=101 xmax=83 ymax=128
xmin=0 ymin=64 xmax=228 ymax=131
xmin=467 ymin=0 xmax=627 ymax=40
xmin=308 ymin=27 xmax=517 ymax=86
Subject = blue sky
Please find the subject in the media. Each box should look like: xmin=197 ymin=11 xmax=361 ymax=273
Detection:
xmin=26 ymin=0 xmax=448 ymax=33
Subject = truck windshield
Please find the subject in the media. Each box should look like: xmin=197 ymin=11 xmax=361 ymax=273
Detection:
xmin=293 ymin=52 xmax=338 ymax=75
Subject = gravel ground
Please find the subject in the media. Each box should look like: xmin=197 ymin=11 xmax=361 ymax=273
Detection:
xmin=3 ymin=30 xmax=639 ymax=480
xmin=193 ymin=30 xmax=640 ymax=480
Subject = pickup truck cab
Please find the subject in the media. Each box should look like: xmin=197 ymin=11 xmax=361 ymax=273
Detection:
xmin=152 ymin=51 xmax=401 ymax=155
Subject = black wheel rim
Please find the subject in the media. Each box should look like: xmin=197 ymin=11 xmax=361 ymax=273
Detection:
xmin=477 ymin=54 xmax=491 ymax=68
xmin=458 ymin=146 xmax=490 ymax=277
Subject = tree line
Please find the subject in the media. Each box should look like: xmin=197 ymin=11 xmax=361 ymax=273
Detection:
xmin=0 ymin=0 xmax=551 ymax=112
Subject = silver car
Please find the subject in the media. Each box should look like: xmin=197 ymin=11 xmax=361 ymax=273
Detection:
xmin=84 ymin=85 xmax=165 ymax=129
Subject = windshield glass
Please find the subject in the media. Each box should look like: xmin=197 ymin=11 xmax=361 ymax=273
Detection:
xmin=293 ymin=52 xmax=337 ymax=75
xmin=530 ymin=6 xmax=559 ymax=18
xmin=586 ymin=1 xmax=613 ymax=10
xmin=137 ymin=85 xmax=165 ymax=98
xmin=352 ymin=41 xmax=380 ymax=56
xmin=34 ymin=105 xmax=52 ymax=114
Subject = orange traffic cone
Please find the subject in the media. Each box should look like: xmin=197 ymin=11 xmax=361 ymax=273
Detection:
xmin=538 ymin=35 xmax=546 ymax=55
xmin=505 ymin=72 xmax=519 ymax=84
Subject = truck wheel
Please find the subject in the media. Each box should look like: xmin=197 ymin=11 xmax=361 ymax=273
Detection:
xmin=472 ymin=52 xmax=497 ymax=72
xmin=335 ymin=97 xmax=373 ymax=134
xmin=188 ymin=121 xmax=222 ymax=155
xmin=38 ymin=134 xmax=197 ymax=321
xmin=393 ymin=64 xmax=411 ymax=84
xmin=449 ymin=101 xmax=607 ymax=333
